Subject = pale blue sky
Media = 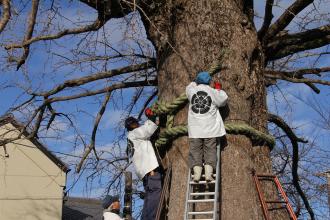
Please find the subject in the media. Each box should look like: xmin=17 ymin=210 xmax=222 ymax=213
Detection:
xmin=0 ymin=0 xmax=330 ymax=219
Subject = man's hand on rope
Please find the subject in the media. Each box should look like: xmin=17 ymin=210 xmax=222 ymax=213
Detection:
xmin=145 ymin=107 xmax=159 ymax=124
xmin=145 ymin=107 xmax=154 ymax=118
xmin=213 ymin=81 xmax=222 ymax=90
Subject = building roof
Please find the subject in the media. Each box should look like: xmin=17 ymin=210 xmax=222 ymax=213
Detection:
xmin=62 ymin=197 xmax=103 ymax=220
xmin=0 ymin=114 xmax=69 ymax=173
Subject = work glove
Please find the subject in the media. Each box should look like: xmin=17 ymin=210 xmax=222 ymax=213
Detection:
xmin=145 ymin=107 xmax=157 ymax=122
xmin=213 ymin=82 xmax=222 ymax=90
xmin=145 ymin=108 xmax=154 ymax=118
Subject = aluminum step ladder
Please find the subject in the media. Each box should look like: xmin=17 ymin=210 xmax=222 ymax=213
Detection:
xmin=184 ymin=144 xmax=220 ymax=220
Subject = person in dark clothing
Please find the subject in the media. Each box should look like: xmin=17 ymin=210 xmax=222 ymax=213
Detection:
xmin=102 ymin=195 xmax=123 ymax=220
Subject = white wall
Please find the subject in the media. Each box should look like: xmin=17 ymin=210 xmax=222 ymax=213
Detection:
xmin=0 ymin=123 xmax=66 ymax=220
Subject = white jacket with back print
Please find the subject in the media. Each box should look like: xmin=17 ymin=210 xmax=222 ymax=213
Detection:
xmin=186 ymin=82 xmax=228 ymax=138
xmin=127 ymin=120 xmax=159 ymax=179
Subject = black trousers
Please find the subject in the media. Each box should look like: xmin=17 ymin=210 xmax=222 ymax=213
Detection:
xmin=142 ymin=171 xmax=162 ymax=220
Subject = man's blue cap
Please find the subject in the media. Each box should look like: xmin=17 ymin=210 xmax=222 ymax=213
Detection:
xmin=196 ymin=71 xmax=211 ymax=85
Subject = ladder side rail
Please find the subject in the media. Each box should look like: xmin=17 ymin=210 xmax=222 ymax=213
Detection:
xmin=213 ymin=143 xmax=221 ymax=220
xmin=155 ymin=166 xmax=172 ymax=220
xmin=253 ymin=174 xmax=271 ymax=220
xmin=274 ymin=176 xmax=297 ymax=220
xmin=184 ymin=165 xmax=192 ymax=220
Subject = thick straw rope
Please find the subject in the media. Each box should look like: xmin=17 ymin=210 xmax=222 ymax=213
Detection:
xmin=150 ymin=50 xmax=275 ymax=149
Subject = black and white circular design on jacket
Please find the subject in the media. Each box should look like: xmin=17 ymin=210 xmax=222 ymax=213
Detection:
xmin=191 ymin=91 xmax=212 ymax=114
xmin=126 ymin=138 xmax=135 ymax=158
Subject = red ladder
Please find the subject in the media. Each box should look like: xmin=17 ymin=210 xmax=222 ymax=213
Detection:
xmin=252 ymin=171 xmax=297 ymax=220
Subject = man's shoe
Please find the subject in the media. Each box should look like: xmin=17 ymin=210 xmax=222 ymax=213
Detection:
xmin=193 ymin=166 xmax=203 ymax=182
xmin=205 ymin=164 xmax=214 ymax=182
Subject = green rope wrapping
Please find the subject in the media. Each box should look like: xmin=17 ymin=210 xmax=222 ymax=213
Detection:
xmin=225 ymin=123 xmax=275 ymax=147
xmin=150 ymin=93 xmax=188 ymax=115
xmin=150 ymin=49 xmax=227 ymax=115
xmin=155 ymin=123 xmax=275 ymax=148
xmin=150 ymin=49 xmax=275 ymax=150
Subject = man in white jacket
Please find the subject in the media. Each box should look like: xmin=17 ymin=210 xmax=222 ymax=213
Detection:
xmin=102 ymin=195 xmax=123 ymax=220
xmin=125 ymin=109 xmax=161 ymax=220
xmin=186 ymin=71 xmax=228 ymax=182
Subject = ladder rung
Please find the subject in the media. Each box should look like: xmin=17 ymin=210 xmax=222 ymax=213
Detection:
xmin=191 ymin=174 xmax=216 ymax=178
xmin=266 ymin=200 xmax=287 ymax=204
xmin=188 ymin=211 xmax=214 ymax=215
xmin=257 ymin=174 xmax=276 ymax=178
xmin=188 ymin=219 xmax=213 ymax=220
xmin=268 ymin=206 xmax=287 ymax=211
xmin=187 ymin=199 xmax=215 ymax=203
xmin=190 ymin=180 xmax=216 ymax=184
xmin=190 ymin=192 xmax=215 ymax=196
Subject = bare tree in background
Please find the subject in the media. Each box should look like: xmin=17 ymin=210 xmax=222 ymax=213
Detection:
xmin=1 ymin=0 xmax=330 ymax=219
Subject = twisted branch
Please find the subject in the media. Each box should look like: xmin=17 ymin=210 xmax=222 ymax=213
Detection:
xmin=76 ymin=92 xmax=112 ymax=173
xmin=268 ymin=113 xmax=315 ymax=220
xmin=265 ymin=0 xmax=314 ymax=40
xmin=0 ymin=0 xmax=11 ymax=34
xmin=258 ymin=0 xmax=274 ymax=40
xmin=16 ymin=0 xmax=39 ymax=70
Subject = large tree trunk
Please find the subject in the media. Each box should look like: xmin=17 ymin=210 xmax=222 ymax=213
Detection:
xmin=142 ymin=1 xmax=285 ymax=219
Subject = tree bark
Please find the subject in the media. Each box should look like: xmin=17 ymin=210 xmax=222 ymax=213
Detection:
xmin=141 ymin=1 xmax=286 ymax=219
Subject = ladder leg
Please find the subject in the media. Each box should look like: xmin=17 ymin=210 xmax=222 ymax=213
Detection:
xmin=213 ymin=143 xmax=220 ymax=220
xmin=184 ymin=166 xmax=192 ymax=220
xmin=253 ymin=173 xmax=271 ymax=220
xmin=274 ymin=176 xmax=297 ymax=220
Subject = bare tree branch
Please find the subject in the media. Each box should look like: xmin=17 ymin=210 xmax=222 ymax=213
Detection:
xmin=2 ymin=79 xmax=156 ymax=147
xmin=267 ymin=24 xmax=330 ymax=60
xmin=46 ymin=104 xmax=57 ymax=130
xmin=5 ymin=19 xmax=105 ymax=50
xmin=265 ymin=74 xmax=330 ymax=86
xmin=265 ymin=0 xmax=314 ymax=40
xmin=138 ymin=89 xmax=158 ymax=120
xmin=30 ymin=104 xmax=45 ymax=138
xmin=46 ymin=79 xmax=157 ymax=103
xmin=258 ymin=0 xmax=274 ymax=40
xmin=265 ymin=67 xmax=330 ymax=92
xmin=36 ymin=61 xmax=155 ymax=97
xmin=273 ymin=67 xmax=330 ymax=78
xmin=267 ymin=74 xmax=330 ymax=88
xmin=16 ymin=0 xmax=39 ymax=70
xmin=303 ymin=82 xmax=320 ymax=94
xmin=268 ymin=113 xmax=315 ymax=220
xmin=76 ymin=92 xmax=111 ymax=173
xmin=0 ymin=0 xmax=11 ymax=34
xmin=268 ymin=113 xmax=307 ymax=144
xmin=7 ymin=95 xmax=36 ymax=113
